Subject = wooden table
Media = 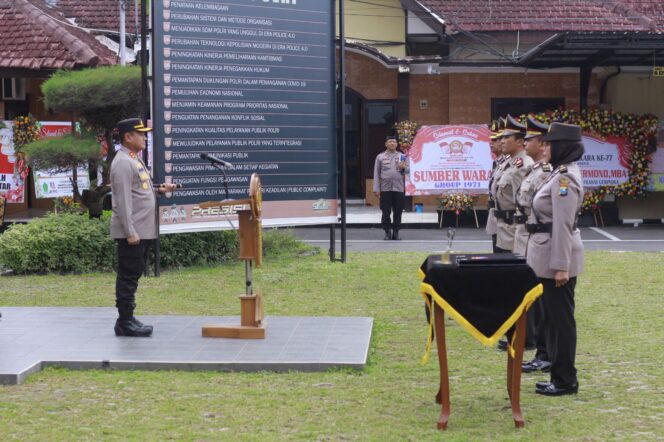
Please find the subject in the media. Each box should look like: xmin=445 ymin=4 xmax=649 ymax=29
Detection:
xmin=432 ymin=301 xmax=528 ymax=429
xmin=419 ymin=254 xmax=542 ymax=430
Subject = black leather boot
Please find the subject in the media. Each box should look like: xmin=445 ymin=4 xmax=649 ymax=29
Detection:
xmin=392 ymin=230 xmax=401 ymax=240
xmin=384 ymin=229 xmax=392 ymax=240
xmin=130 ymin=316 xmax=154 ymax=333
xmin=114 ymin=319 xmax=153 ymax=337
xmin=115 ymin=307 xmax=153 ymax=337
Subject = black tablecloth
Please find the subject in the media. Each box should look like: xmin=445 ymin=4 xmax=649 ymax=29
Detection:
xmin=419 ymin=254 xmax=542 ymax=350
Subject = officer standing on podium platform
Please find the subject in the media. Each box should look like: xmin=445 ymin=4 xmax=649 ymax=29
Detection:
xmin=514 ymin=116 xmax=553 ymax=373
xmin=494 ymin=115 xmax=533 ymax=253
xmin=526 ymin=122 xmax=585 ymax=396
xmin=111 ymin=118 xmax=178 ymax=337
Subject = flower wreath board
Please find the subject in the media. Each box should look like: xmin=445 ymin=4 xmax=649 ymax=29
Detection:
xmin=529 ymin=110 xmax=658 ymax=213
xmin=404 ymin=125 xmax=493 ymax=196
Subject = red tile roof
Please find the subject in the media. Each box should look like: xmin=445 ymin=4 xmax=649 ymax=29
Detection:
xmin=0 ymin=0 xmax=116 ymax=71
xmin=56 ymin=0 xmax=139 ymax=34
xmin=619 ymin=0 xmax=664 ymax=28
xmin=418 ymin=0 xmax=663 ymax=33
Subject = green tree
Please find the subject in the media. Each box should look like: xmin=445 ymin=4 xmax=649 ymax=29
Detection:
xmin=38 ymin=65 xmax=142 ymax=216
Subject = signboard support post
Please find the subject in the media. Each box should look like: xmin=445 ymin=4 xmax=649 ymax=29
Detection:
xmin=335 ymin=0 xmax=347 ymax=263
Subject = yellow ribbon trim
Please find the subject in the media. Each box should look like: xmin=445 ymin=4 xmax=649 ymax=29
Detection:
xmin=419 ymin=281 xmax=543 ymax=364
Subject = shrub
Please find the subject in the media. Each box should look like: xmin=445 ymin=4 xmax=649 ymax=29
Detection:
xmin=0 ymin=213 xmax=116 ymax=274
xmin=0 ymin=215 xmax=317 ymax=274
xmin=159 ymin=230 xmax=239 ymax=268
xmin=262 ymin=228 xmax=318 ymax=258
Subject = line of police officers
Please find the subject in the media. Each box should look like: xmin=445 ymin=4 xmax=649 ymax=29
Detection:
xmin=486 ymin=116 xmax=585 ymax=396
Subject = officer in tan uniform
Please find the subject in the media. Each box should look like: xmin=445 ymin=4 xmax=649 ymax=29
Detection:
xmin=111 ymin=118 xmax=177 ymax=337
xmin=514 ymin=117 xmax=552 ymax=255
xmin=494 ymin=115 xmax=533 ymax=252
xmin=485 ymin=119 xmax=506 ymax=252
xmin=526 ymin=122 xmax=585 ymax=396
xmin=514 ymin=116 xmax=553 ymax=372
xmin=373 ymin=134 xmax=408 ymax=240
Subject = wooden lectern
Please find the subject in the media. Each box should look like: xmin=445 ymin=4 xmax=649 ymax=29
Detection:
xmin=200 ymin=173 xmax=266 ymax=339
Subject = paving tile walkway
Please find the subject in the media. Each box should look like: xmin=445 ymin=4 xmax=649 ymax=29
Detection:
xmin=0 ymin=307 xmax=373 ymax=385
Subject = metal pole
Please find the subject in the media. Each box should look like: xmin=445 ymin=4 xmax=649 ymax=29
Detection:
xmin=339 ymin=0 xmax=347 ymax=263
xmin=140 ymin=0 xmax=148 ymax=124
xmin=245 ymin=261 xmax=253 ymax=295
xmin=119 ymin=0 xmax=126 ymax=65
xmin=329 ymin=224 xmax=336 ymax=261
xmin=142 ymin=0 xmax=160 ymax=277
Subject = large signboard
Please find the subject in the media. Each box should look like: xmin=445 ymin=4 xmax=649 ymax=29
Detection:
xmin=153 ymin=0 xmax=337 ymax=233
xmin=577 ymin=135 xmax=630 ymax=188
xmin=405 ymin=125 xmax=493 ymax=196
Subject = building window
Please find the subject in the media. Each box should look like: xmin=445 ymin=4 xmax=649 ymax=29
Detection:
xmin=491 ymin=97 xmax=564 ymax=119
xmin=1 ymin=78 xmax=26 ymax=101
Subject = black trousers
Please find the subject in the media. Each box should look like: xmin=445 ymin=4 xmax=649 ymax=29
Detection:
xmin=540 ymin=277 xmax=578 ymax=387
xmin=115 ymin=239 xmax=151 ymax=314
xmin=380 ymin=191 xmax=405 ymax=232
xmin=530 ymin=298 xmax=548 ymax=360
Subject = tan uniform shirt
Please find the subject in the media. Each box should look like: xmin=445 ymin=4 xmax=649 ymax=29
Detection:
xmin=513 ymin=162 xmax=552 ymax=255
xmin=484 ymin=156 xmax=505 ymax=236
xmin=110 ymin=147 xmax=157 ymax=240
xmin=495 ymin=150 xmax=533 ymax=250
xmin=373 ymin=150 xmax=407 ymax=193
xmin=526 ymin=162 xmax=584 ymax=279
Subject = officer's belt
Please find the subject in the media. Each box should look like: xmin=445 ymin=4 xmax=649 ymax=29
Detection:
xmin=487 ymin=200 xmax=495 ymax=209
xmin=495 ymin=209 xmax=516 ymax=224
xmin=513 ymin=214 xmax=528 ymax=224
xmin=525 ymin=223 xmax=552 ymax=233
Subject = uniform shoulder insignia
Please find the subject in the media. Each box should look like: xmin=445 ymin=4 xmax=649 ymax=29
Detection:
xmin=558 ymin=177 xmax=570 ymax=196
xmin=514 ymin=157 xmax=523 ymax=168
xmin=542 ymin=163 xmax=552 ymax=172
xmin=559 ymin=165 xmax=568 ymax=173
xmin=532 ymin=162 xmax=541 ymax=170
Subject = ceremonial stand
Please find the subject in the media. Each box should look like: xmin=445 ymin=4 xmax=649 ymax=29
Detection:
xmin=200 ymin=173 xmax=266 ymax=339
xmin=438 ymin=207 xmax=479 ymax=229
xmin=433 ymin=304 xmax=527 ymax=429
xmin=420 ymin=253 xmax=542 ymax=430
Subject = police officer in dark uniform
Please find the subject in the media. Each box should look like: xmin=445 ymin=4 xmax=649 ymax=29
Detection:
xmin=526 ymin=122 xmax=585 ymax=396
xmin=111 ymin=118 xmax=177 ymax=337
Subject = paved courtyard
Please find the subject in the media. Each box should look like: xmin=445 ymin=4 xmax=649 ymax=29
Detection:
xmin=0 ymin=307 xmax=373 ymax=385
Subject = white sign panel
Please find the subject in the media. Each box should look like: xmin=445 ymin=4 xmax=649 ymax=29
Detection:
xmin=34 ymin=167 xmax=90 ymax=199
xmin=405 ymin=125 xmax=493 ymax=195
xmin=577 ymin=135 xmax=630 ymax=188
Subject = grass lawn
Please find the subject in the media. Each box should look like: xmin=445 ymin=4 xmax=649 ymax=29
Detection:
xmin=1 ymin=250 xmax=663 ymax=441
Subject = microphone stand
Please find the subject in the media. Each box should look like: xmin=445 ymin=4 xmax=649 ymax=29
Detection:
xmin=209 ymin=162 xmax=235 ymax=230
xmin=211 ymin=163 xmax=230 ymax=201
